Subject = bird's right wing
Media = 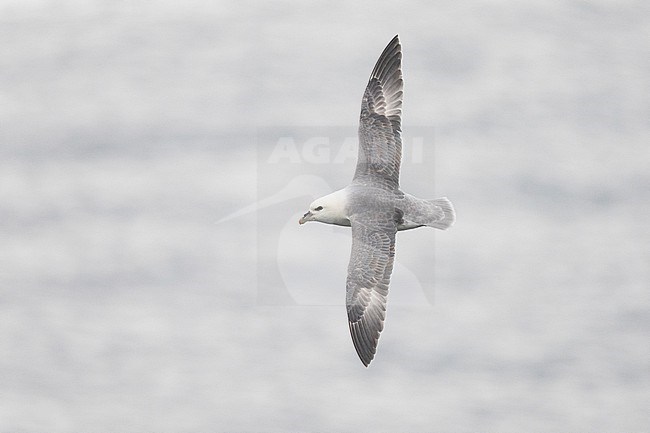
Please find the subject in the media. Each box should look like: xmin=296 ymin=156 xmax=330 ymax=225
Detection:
xmin=354 ymin=35 xmax=403 ymax=190
xmin=346 ymin=211 xmax=399 ymax=366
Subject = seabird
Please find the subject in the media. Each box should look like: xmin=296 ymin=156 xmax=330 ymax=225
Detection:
xmin=299 ymin=35 xmax=455 ymax=366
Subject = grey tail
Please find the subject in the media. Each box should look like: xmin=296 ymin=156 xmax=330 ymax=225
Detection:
xmin=428 ymin=197 xmax=455 ymax=230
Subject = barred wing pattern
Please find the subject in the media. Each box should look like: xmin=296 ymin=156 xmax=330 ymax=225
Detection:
xmin=354 ymin=35 xmax=403 ymax=190
xmin=346 ymin=212 xmax=399 ymax=366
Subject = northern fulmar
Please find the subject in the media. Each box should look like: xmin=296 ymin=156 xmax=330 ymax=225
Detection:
xmin=299 ymin=35 xmax=455 ymax=366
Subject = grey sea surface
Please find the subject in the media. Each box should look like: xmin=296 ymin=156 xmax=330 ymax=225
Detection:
xmin=1 ymin=1 xmax=649 ymax=431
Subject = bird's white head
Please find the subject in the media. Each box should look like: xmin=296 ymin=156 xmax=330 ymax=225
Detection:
xmin=299 ymin=189 xmax=350 ymax=226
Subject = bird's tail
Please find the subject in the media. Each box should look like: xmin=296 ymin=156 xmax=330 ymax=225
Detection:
xmin=428 ymin=197 xmax=455 ymax=230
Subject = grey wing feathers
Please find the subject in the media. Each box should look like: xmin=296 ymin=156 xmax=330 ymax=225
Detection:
xmin=427 ymin=197 xmax=456 ymax=230
xmin=346 ymin=212 xmax=398 ymax=366
xmin=354 ymin=35 xmax=404 ymax=189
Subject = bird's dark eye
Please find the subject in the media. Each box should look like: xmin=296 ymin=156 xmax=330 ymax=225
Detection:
xmin=314 ymin=206 xmax=323 ymax=211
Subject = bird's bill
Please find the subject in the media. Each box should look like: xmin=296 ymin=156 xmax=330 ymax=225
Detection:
xmin=299 ymin=211 xmax=313 ymax=225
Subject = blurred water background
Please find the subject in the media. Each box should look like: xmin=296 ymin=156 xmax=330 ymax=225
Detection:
xmin=1 ymin=1 xmax=649 ymax=431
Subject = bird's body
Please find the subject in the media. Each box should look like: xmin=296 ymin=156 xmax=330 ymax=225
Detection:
xmin=299 ymin=35 xmax=455 ymax=366
xmin=303 ymin=186 xmax=454 ymax=231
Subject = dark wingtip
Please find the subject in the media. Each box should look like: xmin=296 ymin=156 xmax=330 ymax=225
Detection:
xmin=358 ymin=351 xmax=373 ymax=367
xmin=349 ymin=320 xmax=378 ymax=367
xmin=371 ymin=35 xmax=401 ymax=75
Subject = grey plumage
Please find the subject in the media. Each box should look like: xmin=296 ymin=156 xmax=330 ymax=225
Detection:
xmin=354 ymin=35 xmax=403 ymax=191
xmin=347 ymin=36 xmax=454 ymax=366
xmin=299 ymin=35 xmax=455 ymax=367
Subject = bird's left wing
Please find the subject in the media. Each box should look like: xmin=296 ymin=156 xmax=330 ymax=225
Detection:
xmin=346 ymin=210 xmax=400 ymax=366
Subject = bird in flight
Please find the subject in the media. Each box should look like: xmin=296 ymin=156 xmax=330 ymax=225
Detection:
xmin=299 ymin=35 xmax=455 ymax=366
